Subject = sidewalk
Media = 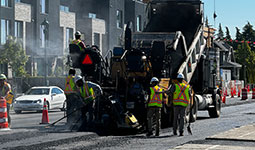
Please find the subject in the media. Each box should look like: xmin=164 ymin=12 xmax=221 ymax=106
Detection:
xmin=172 ymin=125 xmax=255 ymax=150
xmin=222 ymin=93 xmax=255 ymax=107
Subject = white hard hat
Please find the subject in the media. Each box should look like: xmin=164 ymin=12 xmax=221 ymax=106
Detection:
xmin=75 ymin=31 xmax=81 ymax=36
xmin=150 ymin=77 xmax=159 ymax=84
xmin=74 ymin=75 xmax=83 ymax=83
xmin=177 ymin=73 xmax=184 ymax=79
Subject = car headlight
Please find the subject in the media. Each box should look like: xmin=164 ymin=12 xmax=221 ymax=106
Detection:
xmin=34 ymin=99 xmax=42 ymax=104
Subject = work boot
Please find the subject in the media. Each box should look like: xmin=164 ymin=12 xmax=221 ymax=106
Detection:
xmin=146 ymin=132 xmax=153 ymax=137
xmin=155 ymin=132 xmax=159 ymax=136
xmin=179 ymin=132 xmax=184 ymax=136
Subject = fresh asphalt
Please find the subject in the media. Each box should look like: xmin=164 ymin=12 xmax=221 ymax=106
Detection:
xmin=1 ymin=94 xmax=255 ymax=149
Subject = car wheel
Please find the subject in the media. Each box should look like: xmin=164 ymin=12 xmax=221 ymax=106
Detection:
xmin=60 ymin=100 xmax=66 ymax=111
xmin=37 ymin=110 xmax=43 ymax=113
xmin=15 ymin=110 xmax=22 ymax=114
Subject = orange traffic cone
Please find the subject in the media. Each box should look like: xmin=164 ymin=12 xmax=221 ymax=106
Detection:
xmin=40 ymin=98 xmax=49 ymax=124
xmin=0 ymin=98 xmax=10 ymax=130
xmin=231 ymin=88 xmax=234 ymax=98
xmin=222 ymin=95 xmax=226 ymax=104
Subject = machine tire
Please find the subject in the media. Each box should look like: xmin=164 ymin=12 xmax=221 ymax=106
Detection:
xmin=15 ymin=110 xmax=22 ymax=114
xmin=190 ymin=96 xmax=198 ymax=122
xmin=208 ymin=94 xmax=221 ymax=118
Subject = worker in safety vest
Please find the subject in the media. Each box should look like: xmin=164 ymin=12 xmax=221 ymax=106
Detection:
xmin=146 ymin=77 xmax=163 ymax=137
xmin=71 ymin=31 xmax=86 ymax=52
xmin=64 ymin=69 xmax=77 ymax=123
xmin=168 ymin=73 xmax=190 ymax=136
xmin=0 ymin=74 xmax=13 ymax=127
xmin=75 ymin=75 xmax=95 ymax=126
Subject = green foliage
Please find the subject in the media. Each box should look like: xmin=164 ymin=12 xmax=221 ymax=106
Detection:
xmin=235 ymin=42 xmax=255 ymax=83
xmin=242 ymin=22 xmax=255 ymax=41
xmin=235 ymin=27 xmax=243 ymax=41
xmin=217 ymin=23 xmax=224 ymax=40
xmin=225 ymin=26 xmax=231 ymax=40
xmin=0 ymin=36 xmax=28 ymax=77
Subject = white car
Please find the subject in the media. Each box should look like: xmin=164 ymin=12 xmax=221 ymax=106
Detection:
xmin=13 ymin=86 xmax=66 ymax=114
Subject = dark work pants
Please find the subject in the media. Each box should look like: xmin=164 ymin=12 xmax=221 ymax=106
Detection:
xmin=81 ymin=101 xmax=95 ymax=126
xmin=173 ymin=105 xmax=186 ymax=133
xmin=7 ymin=103 xmax=11 ymax=127
xmin=147 ymin=107 xmax=161 ymax=135
xmin=66 ymin=94 xmax=80 ymax=125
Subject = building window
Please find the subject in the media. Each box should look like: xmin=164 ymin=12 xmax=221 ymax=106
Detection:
xmin=116 ymin=10 xmax=123 ymax=28
xmin=94 ymin=33 xmax=100 ymax=48
xmin=1 ymin=0 xmax=11 ymax=7
xmin=136 ymin=15 xmax=142 ymax=31
xmin=40 ymin=25 xmax=46 ymax=48
xmin=1 ymin=19 xmax=10 ymax=45
xmin=15 ymin=0 xmax=20 ymax=3
xmin=15 ymin=21 xmax=23 ymax=39
xmin=89 ymin=13 xmax=96 ymax=19
xmin=65 ymin=28 xmax=73 ymax=49
xmin=60 ymin=5 xmax=69 ymax=12
xmin=40 ymin=0 xmax=48 ymax=14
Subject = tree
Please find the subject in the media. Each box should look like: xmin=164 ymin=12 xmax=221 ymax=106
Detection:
xmin=242 ymin=22 xmax=255 ymax=42
xmin=217 ymin=23 xmax=224 ymax=40
xmin=225 ymin=26 xmax=231 ymax=40
xmin=0 ymin=36 xmax=28 ymax=77
xmin=235 ymin=42 xmax=255 ymax=83
xmin=235 ymin=27 xmax=242 ymax=41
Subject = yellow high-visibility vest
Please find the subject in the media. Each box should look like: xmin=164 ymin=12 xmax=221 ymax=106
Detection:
xmin=148 ymin=85 xmax=163 ymax=107
xmin=71 ymin=39 xmax=84 ymax=51
xmin=64 ymin=75 xmax=76 ymax=94
xmin=79 ymin=83 xmax=95 ymax=104
xmin=173 ymin=83 xmax=190 ymax=107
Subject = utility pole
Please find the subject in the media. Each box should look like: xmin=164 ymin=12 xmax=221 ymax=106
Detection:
xmin=41 ymin=18 xmax=49 ymax=86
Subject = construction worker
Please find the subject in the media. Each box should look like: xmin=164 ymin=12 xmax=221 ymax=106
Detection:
xmin=71 ymin=31 xmax=86 ymax=52
xmin=75 ymin=75 xmax=95 ymax=127
xmin=168 ymin=73 xmax=190 ymax=136
xmin=64 ymin=69 xmax=77 ymax=124
xmin=146 ymin=77 xmax=163 ymax=137
xmin=0 ymin=74 xmax=13 ymax=127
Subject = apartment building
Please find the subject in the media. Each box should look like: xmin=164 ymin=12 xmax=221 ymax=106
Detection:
xmin=0 ymin=0 xmax=146 ymax=77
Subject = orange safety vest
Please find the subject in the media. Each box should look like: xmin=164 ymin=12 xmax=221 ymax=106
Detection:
xmin=64 ymin=75 xmax=76 ymax=94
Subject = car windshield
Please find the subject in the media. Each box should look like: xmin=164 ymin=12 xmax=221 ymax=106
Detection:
xmin=26 ymin=88 xmax=50 ymax=95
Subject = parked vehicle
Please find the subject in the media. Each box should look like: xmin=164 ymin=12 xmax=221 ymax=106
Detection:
xmin=13 ymin=86 xmax=66 ymax=114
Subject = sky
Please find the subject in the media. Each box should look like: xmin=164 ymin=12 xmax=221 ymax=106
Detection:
xmin=203 ymin=0 xmax=255 ymax=38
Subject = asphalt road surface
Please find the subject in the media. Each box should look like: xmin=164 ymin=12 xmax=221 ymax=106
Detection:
xmin=1 ymin=97 xmax=255 ymax=150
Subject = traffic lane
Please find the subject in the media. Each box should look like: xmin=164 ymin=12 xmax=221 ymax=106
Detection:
xmin=10 ymin=109 xmax=66 ymax=129
xmin=8 ymin=102 xmax=255 ymax=150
